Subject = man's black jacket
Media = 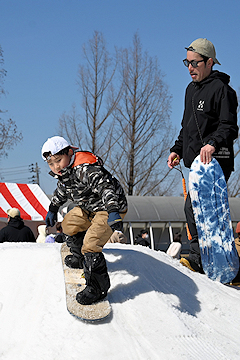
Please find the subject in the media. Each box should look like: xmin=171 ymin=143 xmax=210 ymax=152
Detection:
xmin=170 ymin=70 xmax=238 ymax=171
xmin=0 ymin=217 xmax=36 ymax=243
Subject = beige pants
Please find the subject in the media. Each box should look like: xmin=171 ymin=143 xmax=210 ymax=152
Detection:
xmin=62 ymin=206 xmax=125 ymax=254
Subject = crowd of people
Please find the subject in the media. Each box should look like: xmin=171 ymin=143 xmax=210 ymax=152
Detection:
xmin=1 ymin=37 xmax=239 ymax=302
xmin=0 ymin=208 xmax=66 ymax=244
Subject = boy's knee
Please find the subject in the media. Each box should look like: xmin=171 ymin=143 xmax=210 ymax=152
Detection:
xmin=61 ymin=223 xmax=79 ymax=236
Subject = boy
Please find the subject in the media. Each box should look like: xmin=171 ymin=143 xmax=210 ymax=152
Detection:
xmin=41 ymin=136 xmax=128 ymax=305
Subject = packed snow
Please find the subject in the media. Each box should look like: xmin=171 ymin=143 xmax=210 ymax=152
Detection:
xmin=0 ymin=242 xmax=240 ymax=360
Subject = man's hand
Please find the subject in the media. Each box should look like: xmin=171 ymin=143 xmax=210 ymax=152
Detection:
xmin=108 ymin=212 xmax=123 ymax=232
xmin=200 ymin=144 xmax=215 ymax=164
xmin=167 ymin=152 xmax=180 ymax=169
xmin=45 ymin=211 xmax=57 ymax=227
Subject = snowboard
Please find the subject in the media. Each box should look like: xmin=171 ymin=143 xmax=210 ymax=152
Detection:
xmin=189 ymin=155 xmax=239 ymax=283
xmin=60 ymin=243 xmax=112 ymax=322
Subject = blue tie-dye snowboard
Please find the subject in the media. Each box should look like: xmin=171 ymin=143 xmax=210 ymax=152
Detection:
xmin=189 ymin=155 xmax=239 ymax=283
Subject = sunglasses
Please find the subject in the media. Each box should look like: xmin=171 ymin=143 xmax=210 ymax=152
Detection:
xmin=183 ymin=59 xmax=205 ymax=68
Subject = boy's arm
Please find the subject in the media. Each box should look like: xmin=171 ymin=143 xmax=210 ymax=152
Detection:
xmin=50 ymin=181 xmax=69 ymax=208
xmin=45 ymin=206 xmax=58 ymax=228
xmin=83 ymin=165 xmax=124 ymax=231
xmin=45 ymin=181 xmax=68 ymax=227
xmin=97 ymin=178 xmax=124 ymax=232
xmin=79 ymin=165 xmax=121 ymax=213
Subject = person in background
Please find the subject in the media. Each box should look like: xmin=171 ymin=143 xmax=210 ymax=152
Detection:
xmin=36 ymin=224 xmax=47 ymax=243
xmin=45 ymin=222 xmax=65 ymax=243
xmin=231 ymin=222 xmax=240 ymax=284
xmin=167 ymin=38 xmax=238 ymax=273
xmin=54 ymin=222 xmax=65 ymax=243
xmin=166 ymin=232 xmax=182 ymax=259
xmin=0 ymin=208 xmax=35 ymax=243
xmin=134 ymin=230 xmax=150 ymax=247
xmin=234 ymin=222 xmax=240 ymax=258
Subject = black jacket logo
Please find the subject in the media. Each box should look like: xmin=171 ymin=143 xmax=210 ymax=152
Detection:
xmin=197 ymin=100 xmax=204 ymax=111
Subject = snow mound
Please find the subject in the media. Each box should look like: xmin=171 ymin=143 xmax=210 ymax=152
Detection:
xmin=0 ymin=242 xmax=240 ymax=360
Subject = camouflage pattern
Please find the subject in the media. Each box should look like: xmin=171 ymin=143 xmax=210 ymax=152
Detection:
xmin=49 ymin=152 xmax=127 ymax=214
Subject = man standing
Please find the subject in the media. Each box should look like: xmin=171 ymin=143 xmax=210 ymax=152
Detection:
xmin=167 ymin=38 xmax=238 ymax=273
xmin=0 ymin=208 xmax=36 ymax=243
xmin=134 ymin=230 xmax=150 ymax=247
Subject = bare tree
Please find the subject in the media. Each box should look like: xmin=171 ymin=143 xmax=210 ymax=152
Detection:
xmin=78 ymin=31 xmax=122 ymax=156
xmin=59 ymin=31 xmax=122 ymax=158
xmin=57 ymin=33 xmax=178 ymax=196
xmin=0 ymin=45 xmax=7 ymax=98
xmin=109 ymin=33 xmax=177 ymax=196
xmin=58 ymin=104 xmax=84 ymax=149
xmin=0 ymin=45 xmax=22 ymax=160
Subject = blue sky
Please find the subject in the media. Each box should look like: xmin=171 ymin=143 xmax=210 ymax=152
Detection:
xmin=0 ymin=0 xmax=239 ymax=194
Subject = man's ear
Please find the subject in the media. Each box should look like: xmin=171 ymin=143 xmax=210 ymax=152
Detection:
xmin=68 ymin=148 xmax=74 ymax=156
xmin=207 ymin=58 xmax=214 ymax=68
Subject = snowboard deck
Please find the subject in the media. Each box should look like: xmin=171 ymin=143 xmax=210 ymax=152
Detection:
xmin=189 ymin=155 xmax=239 ymax=284
xmin=61 ymin=243 xmax=111 ymax=322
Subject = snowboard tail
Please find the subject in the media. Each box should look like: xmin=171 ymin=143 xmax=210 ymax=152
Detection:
xmin=61 ymin=243 xmax=111 ymax=322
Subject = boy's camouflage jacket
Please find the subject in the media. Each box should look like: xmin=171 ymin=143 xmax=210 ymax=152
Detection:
xmin=48 ymin=151 xmax=128 ymax=215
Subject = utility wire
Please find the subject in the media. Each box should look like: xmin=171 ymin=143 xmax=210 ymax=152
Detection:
xmin=0 ymin=163 xmax=40 ymax=185
xmin=0 ymin=166 xmax=30 ymax=172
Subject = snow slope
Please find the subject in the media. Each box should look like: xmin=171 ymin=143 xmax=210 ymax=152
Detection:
xmin=0 ymin=242 xmax=240 ymax=360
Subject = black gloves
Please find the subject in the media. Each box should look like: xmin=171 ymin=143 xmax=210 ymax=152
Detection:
xmin=108 ymin=211 xmax=123 ymax=232
xmin=45 ymin=211 xmax=57 ymax=227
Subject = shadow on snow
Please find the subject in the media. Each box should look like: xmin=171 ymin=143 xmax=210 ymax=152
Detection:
xmin=104 ymin=247 xmax=201 ymax=317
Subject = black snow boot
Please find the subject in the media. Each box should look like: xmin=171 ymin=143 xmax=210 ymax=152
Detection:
xmin=76 ymin=252 xmax=110 ymax=305
xmin=64 ymin=231 xmax=86 ymax=269
xmin=64 ymin=254 xmax=84 ymax=269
